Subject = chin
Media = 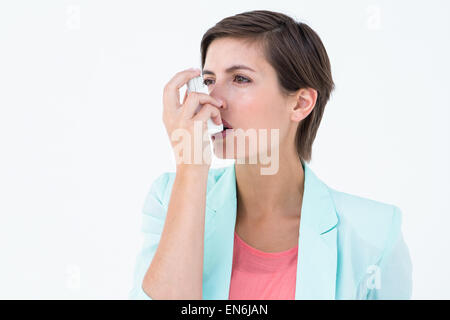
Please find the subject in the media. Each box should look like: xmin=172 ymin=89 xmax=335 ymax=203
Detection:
xmin=212 ymin=149 xmax=236 ymax=160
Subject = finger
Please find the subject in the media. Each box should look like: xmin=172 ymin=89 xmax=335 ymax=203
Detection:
xmin=192 ymin=104 xmax=222 ymax=126
xmin=163 ymin=68 xmax=201 ymax=112
xmin=182 ymin=89 xmax=189 ymax=105
xmin=183 ymin=92 xmax=223 ymax=119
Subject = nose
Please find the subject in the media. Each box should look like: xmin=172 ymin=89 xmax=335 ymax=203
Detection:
xmin=206 ymin=79 xmax=228 ymax=109
xmin=209 ymin=92 xmax=226 ymax=109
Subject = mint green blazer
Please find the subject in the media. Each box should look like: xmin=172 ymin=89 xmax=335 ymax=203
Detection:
xmin=129 ymin=161 xmax=412 ymax=300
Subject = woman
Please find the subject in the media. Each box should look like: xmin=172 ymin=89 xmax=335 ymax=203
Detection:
xmin=130 ymin=10 xmax=412 ymax=300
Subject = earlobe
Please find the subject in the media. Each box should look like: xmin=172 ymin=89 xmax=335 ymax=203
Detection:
xmin=290 ymin=108 xmax=304 ymax=122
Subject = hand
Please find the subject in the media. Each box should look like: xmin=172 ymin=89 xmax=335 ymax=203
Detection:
xmin=162 ymin=68 xmax=224 ymax=171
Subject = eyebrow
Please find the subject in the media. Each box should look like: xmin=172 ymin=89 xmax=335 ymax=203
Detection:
xmin=202 ymin=64 xmax=256 ymax=76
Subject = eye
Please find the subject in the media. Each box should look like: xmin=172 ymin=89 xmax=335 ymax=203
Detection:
xmin=203 ymin=78 xmax=214 ymax=86
xmin=203 ymin=75 xmax=251 ymax=86
xmin=234 ymin=75 xmax=251 ymax=84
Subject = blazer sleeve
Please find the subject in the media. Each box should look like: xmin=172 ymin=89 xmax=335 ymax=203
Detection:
xmin=365 ymin=206 xmax=413 ymax=300
xmin=128 ymin=173 xmax=170 ymax=300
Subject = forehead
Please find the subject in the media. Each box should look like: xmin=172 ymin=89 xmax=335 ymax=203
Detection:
xmin=204 ymin=37 xmax=268 ymax=72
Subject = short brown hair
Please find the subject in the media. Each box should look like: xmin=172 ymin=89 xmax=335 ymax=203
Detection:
xmin=200 ymin=10 xmax=335 ymax=163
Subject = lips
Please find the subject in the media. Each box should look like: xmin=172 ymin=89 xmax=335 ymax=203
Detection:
xmin=212 ymin=119 xmax=233 ymax=140
xmin=222 ymin=119 xmax=233 ymax=130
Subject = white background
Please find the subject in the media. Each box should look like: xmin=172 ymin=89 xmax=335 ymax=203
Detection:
xmin=0 ymin=0 xmax=449 ymax=299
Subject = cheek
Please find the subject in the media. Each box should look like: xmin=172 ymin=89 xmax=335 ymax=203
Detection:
xmin=243 ymin=98 xmax=284 ymax=131
xmin=229 ymin=87 xmax=285 ymax=130
xmin=233 ymin=94 xmax=275 ymax=129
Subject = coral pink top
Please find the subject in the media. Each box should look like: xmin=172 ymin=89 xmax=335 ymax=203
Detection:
xmin=228 ymin=231 xmax=299 ymax=300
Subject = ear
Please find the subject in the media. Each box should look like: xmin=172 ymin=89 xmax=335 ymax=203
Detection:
xmin=290 ymin=88 xmax=318 ymax=122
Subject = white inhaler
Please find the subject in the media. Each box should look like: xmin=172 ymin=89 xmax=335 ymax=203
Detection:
xmin=186 ymin=76 xmax=223 ymax=135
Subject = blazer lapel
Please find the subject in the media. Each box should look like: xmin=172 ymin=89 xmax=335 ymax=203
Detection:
xmin=202 ymin=164 xmax=237 ymax=299
xmin=295 ymin=160 xmax=339 ymax=299
xmin=202 ymin=161 xmax=339 ymax=300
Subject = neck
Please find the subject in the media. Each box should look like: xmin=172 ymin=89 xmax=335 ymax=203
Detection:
xmin=234 ymin=148 xmax=305 ymax=223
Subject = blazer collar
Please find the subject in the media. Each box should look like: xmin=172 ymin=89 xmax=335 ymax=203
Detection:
xmin=202 ymin=160 xmax=339 ymax=300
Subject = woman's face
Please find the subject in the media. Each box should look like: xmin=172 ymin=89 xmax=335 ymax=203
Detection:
xmin=202 ymin=37 xmax=298 ymax=162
